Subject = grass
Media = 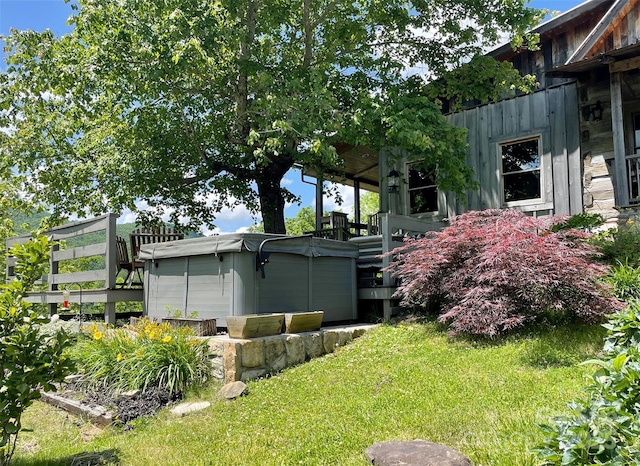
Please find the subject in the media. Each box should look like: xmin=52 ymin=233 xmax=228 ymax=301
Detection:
xmin=13 ymin=320 xmax=605 ymax=466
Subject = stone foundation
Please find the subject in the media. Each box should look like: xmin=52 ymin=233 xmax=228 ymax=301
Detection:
xmin=206 ymin=324 xmax=376 ymax=383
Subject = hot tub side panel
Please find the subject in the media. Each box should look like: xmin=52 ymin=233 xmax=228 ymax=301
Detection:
xmin=184 ymin=255 xmax=232 ymax=319
xmin=145 ymin=255 xmax=234 ymax=321
xmin=231 ymin=251 xmax=258 ymax=320
xmin=311 ymin=256 xmax=357 ymax=322
xmin=256 ymin=253 xmax=310 ymax=314
xmin=145 ymin=257 xmax=188 ymax=320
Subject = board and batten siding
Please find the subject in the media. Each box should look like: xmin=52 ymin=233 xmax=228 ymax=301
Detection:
xmin=445 ymin=82 xmax=583 ymax=218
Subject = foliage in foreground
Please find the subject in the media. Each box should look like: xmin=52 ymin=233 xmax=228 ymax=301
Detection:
xmin=70 ymin=318 xmax=210 ymax=396
xmin=0 ymin=237 xmax=74 ymax=465
xmin=537 ymin=304 xmax=640 ymax=465
xmin=594 ymin=218 xmax=640 ymax=267
xmin=387 ymin=209 xmax=622 ymax=337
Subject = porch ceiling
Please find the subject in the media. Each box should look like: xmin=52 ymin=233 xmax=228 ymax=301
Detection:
xmin=303 ymin=143 xmax=381 ymax=193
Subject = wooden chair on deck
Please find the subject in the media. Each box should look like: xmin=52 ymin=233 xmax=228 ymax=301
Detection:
xmin=128 ymin=227 xmax=184 ymax=287
xmin=115 ymin=236 xmax=135 ymax=288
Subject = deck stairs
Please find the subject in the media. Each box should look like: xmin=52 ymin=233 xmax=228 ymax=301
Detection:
xmin=348 ymin=213 xmax=446 ymax=318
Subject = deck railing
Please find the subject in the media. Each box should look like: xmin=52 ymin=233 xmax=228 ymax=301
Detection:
xmin=626 ymin=154 xmax=640 ymax=204
xmin=5 ymin=214 xmax=143 ymax=323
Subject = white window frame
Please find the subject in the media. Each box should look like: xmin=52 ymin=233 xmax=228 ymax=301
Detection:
xmin=499 ymin=136 xmax=544 ymax=207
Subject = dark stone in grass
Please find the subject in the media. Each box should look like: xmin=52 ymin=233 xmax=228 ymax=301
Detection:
xmin=217 ymin=381 xmax=248 ymax=400
xmin=365 ymin=440 xmax=471 ymax=466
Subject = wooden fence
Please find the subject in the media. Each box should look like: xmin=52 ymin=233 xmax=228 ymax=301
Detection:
xmin=5 ymin=214 xmax=143 ymax=324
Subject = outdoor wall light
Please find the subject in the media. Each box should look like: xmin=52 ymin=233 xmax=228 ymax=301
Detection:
xmin=388 ymin=168 xmax=400 ymax=194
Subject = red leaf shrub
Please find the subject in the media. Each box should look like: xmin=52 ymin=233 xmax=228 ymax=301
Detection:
xmin=386 ymin=209 xmax=623 ymax=337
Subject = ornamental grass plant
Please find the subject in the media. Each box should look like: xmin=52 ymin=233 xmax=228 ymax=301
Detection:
xmin=70 ymin=318 xmax=210 ymax=396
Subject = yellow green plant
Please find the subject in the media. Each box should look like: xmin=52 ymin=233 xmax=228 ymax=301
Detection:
xmin=70 ymin=318 xmax=210 ymax=396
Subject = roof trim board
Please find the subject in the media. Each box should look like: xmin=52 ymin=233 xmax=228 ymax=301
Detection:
xmin=565 ymin=0 xmax=629 ymax=64
xmin=489 ymin=0 xmax=613 ymax=58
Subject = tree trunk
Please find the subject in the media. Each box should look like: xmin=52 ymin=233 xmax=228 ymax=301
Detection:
xmin=257 ymin=175 xmax=287 ymax=234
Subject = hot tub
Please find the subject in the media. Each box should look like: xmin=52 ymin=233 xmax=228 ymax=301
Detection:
xmin=138 ymin=233 xmax=359 ymax=326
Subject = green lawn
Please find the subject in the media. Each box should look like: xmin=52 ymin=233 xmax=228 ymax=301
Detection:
xmin=13 ymin=321 xmax=604 ymax=466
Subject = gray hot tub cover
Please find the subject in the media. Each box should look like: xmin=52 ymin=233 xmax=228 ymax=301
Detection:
xmin=137 ymin=233 xmax=359 ymax=260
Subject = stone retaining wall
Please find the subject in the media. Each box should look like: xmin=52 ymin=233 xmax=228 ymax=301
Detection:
xmin=207 ymin=324 xmax=376 ymax=383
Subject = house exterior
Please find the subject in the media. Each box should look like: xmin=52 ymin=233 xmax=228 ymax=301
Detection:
xmin=308 ymin=0 xmax=640 ymax=319
xmin=429 ymin=0 xmax=640 ymax=226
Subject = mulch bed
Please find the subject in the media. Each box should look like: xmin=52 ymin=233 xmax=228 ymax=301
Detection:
xmin=55 ymin=380 xmax=182 ymax=426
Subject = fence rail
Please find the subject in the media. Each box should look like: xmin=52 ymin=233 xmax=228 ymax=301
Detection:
xmin=6 ymin=213 xmax=143 ymax=323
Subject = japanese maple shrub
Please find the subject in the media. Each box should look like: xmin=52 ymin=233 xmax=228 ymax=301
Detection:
xmin=386 ymin=209 xmax=622 ymax=337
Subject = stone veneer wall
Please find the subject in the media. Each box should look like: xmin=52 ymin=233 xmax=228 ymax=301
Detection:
xmin=207 ymin=324 xmax=376 ymax=383
xmin=583 ymin=152 xmax=618 ymax=228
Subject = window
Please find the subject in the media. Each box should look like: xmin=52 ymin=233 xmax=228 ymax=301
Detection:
xmin=500 ymin=137 xmax=541 ymax=203
xmin=408 ymin=164 xmax=438 ymax=214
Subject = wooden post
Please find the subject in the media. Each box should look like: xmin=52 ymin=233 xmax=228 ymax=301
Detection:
xmin=104 ymin=302 xmax=116 ymax=325
xmin=354 ymin=179 xmax=361 ymax=227
xmin=104 ymin=213 xmax=118 ymax=290
xmin=610 ymin=71 xmax=629 ymax=207
xmin=380 ymin=213 xmax=393 ymax=321
xmin=315 ymin=175 xmax=323 ymax=231
xmin=48 ymin=243 xmax=59 ymax=316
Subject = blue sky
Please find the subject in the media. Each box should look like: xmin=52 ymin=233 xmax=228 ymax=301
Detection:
xmin=0 ymin=0 xmax=586 ymax=233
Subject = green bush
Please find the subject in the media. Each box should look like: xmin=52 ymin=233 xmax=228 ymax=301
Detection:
xmin=604 ymin=260 xmax=640 ymax=302
xmin=71 ymin=318 xmax=210 ymax=396
xmin=0 ymin=237 xmax=74 ymax=465
xmin=537 ymin=304 xmax=640 ymax=464
xmin=593 ymin=224 xmax=640 ymax=267
xmin=551 ymin=212 xmax=605 ymax=233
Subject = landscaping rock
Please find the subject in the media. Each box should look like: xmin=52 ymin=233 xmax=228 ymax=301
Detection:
xmin=223 ymin=341 xmax=242 ymax=383
xmin=241 ymin=339 xmax=265 ymax=368
xmin=303 ymin=332 xmax=324 ymax=359
xmin=170 ymin=401 xmax=211 ymax=416
xmin=284 ymin=334 xmax=305 ymax=365
xmin=264 ymin=336 xmax=285 ymax=365
xmin=217 ymin=381 xmax=248 ymax=400
xmin=122 ymin=389 xmax=140 ymax=398
xmin=323 ymin=330 xmax=338 ymax=353
xmin=365 ymin=440 xmax=471 ymax=466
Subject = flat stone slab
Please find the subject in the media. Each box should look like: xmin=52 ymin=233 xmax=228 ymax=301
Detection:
xmin=217 ymin=381 xmax=248 ymax=400
xmin=170 ymin=401 xmax=211 ymax=416
xmin=365 ymin=440 xmax=471 ymax=466
xmin=218 ymin=380 xmax=247 ymax=400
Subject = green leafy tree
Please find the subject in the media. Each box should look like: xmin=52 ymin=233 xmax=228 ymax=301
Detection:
xmin=248 ymin=206 xmax=318 ymax=235
xmin=285 ymin=206 xmax=317 ymax=236
xmin=0 ymin=236 xmax=74 ymax=465
xmin=0 ymin=0 xmax=542 ymax=233
xmin=356 ymin=191 xmax=380 ymax=222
